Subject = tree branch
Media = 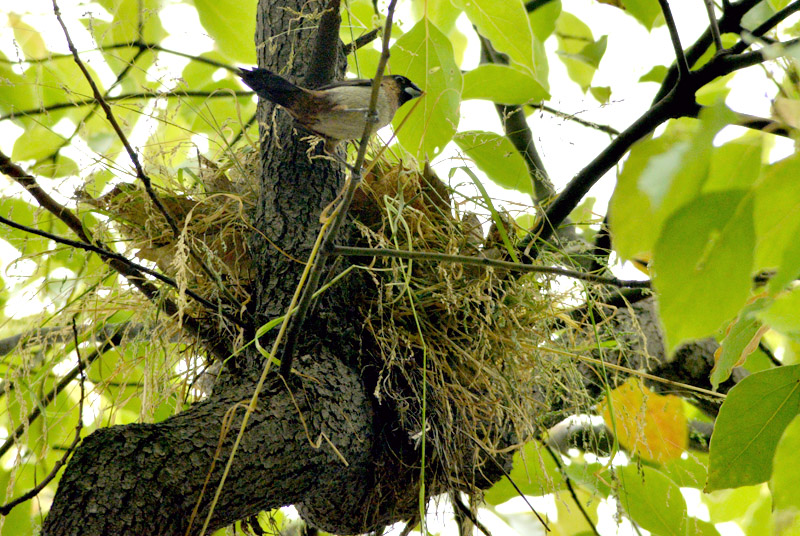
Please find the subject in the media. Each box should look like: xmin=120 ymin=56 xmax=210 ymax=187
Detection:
xmin=657 ymin=0 xmax=690 ymax=80
xmin=306 ymin=0 xmax=342 ymax=88
xmin=730 ymin=0 xmax=800 ymax=54
xmin=520 ymin=36 xmax=800 ymax=247
xmin=0 ymin=212 xmax=248 ymax=329
xmin=0 ymin=90 xmax=253 ymax=122
xmin=332 ymin=245 xmax=651 ymax=288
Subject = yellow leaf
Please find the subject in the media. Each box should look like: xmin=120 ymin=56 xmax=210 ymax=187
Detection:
xmin=599 ymin=378 xmax=688 ymax=463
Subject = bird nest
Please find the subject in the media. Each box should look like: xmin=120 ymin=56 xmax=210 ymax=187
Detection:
xmin=80 ymin=149 xmax=587 ymax=493
xmin=350 ymin=158 xmax=585 ymax=492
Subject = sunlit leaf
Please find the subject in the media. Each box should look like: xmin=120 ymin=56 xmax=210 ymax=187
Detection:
xmin=639 ymin=65 xmax=668 ymax=83
xmin=653 ymin=191 xmax=754 ymax=353
xmin=452 ymin=0 xmax=542 ymax=78
xmin=772 ymin=415 xmax=800 ymax=511
xmin=8 ymin=13 xmax=47 ymax=60
xmin=555 ymin=12 xmax=606 ymax=91
xmin=391 ymin=18 xmax=462 ymax=160
xmin=621 ymin=0 xmax=661 ymax=30
xmin=758 ymin=287 xmax=800 ymax=339
xmin=754 ymin=152 xmax=800 ymax=271
xmin=707 ymin=365 xmax=800 ymax=490
xmin=713 ymin=296 xmax=771 ymax=389
xmin=454 ymin=131 xmax=531 ymax=195
xmin=462 ymin=64 xmax=548 ymax=104
xmin=529 ymin=0 xmax=561 ymax=41
xmin=617 ymin=465 xmax=688 ymax=536
xmin=599 ymin=378 xmax=688 ymax=463
xmin=194 ymin=0 xmax=257 ymax=63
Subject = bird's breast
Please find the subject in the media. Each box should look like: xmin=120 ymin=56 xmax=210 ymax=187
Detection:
xmin=304 ymin=86 xmax=395 ymax=141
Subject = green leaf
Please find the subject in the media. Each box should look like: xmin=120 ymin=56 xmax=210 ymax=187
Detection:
xmin=454 ymin=131 xmax=531 ymax=196
xmin=452 ymin=0 xmax=542 ymax=79
xmin=411 ymin=0 xmax=462 ymax=34
xmin=754 ymin=152 xmax=800 ymax=271
xmin=589 ymin=85 xmax=610 ymax=103
xmin=703 ymin=485 xmax=764 ymax=523
xmin=529 ymin=0 xmax=561 ymax=41
xmin=712 ymin=296 xmax=771 ymax=389
xmin=32 ymin=156 xmax=79 ymax=178
xmin=0 ymin=53 xmax=36 ymax=114
xmin=639 ymin=65 xmax=668 ymax=84
xmin=653 ymin=191 xmax=754 ymax=353
xmin=772 ymin=415 xmax=800 ymax=510
xmin=659 ymin=452 xmax=709 ymax=488
xmin=707 ymin=365 xmax=800 ymax=491
xmin=462 ymin=64 xmax=548 ymax=104
xmin=9 ymin=13 xmax=47 ymax=60
xmin=758 ymin=287 xmax=800 ymax=339
xmin=391 ymin=18 xmax=462 ymax=160
xmin=484 ymin=440 xmax=562 ymax=505
xmin=12 ymin=123 xmax=65 ymax=162
xmin=617 ymin=465 xmax=688 ymax=536
xmin=194 ymin=0 xmax=257 ymax=63
xmin=609 ymin=106 xmax=736 ymax=261
xmin=706 ymin=136 xmax=762 ymax=192
xmin=770 ymin=219 xmax=800 ymax=293
xmin=555 ymin=13 xmax=605 ymax=91
xmin=621 ymin=0 xmax=661 ymax=30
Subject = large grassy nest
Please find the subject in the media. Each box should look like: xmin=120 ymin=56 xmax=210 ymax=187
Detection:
xmin=350 ymin=158 xmax=586 ymax=492
xmin=81 ymin=148 xmax=589 ymax=493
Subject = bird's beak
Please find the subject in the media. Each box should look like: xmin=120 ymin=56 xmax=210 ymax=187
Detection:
xmin=405 ymin=84 xmax=423 ymax=98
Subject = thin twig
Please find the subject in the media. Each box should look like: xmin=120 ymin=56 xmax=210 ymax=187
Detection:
xmin=703 ymin=0 xmax=725 ymax=53
xmin=657 ymin=0 xmax=690 ymax=80
xmin=0 ymin=212 xmax=248 ymax=329
xmin=0 ymin=90 xmax=252 ymax=122
xmin=343 ymin=28 xmax=381 ymax=55
xmin=0 ymin=321 xmax=86 ymax=517
xmin=529 ymin=103 xmax=620 ymax=136
xmin=332 ymin=245 xmax=651 ymax=288
xmin=544 ymin=445 xmax=601 ymax=536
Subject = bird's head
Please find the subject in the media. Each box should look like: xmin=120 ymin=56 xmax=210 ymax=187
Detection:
xmin=390 ymin=75 xmax=423 ymax=106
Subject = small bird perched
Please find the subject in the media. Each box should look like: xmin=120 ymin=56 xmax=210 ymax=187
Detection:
xmin=239 ymin=68 xmax=422 ymax=151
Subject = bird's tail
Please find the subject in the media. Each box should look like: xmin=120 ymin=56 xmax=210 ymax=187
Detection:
xmin=239 ymin=68 xmax=303 ymax=108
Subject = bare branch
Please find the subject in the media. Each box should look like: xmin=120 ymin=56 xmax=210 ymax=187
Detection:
xmin=657 ymin=0 xmax=690 ymax=80
xmin=332 ymin=245 xmax=651 ymax=288
xmin=306 ymin=0 xmax=342 ymax=88
xmin=0 ymin=212 xmax=247 ymax=328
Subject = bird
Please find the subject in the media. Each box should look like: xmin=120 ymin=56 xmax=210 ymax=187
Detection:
xmin=239 ymin=67 xmax=422 ymax=151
